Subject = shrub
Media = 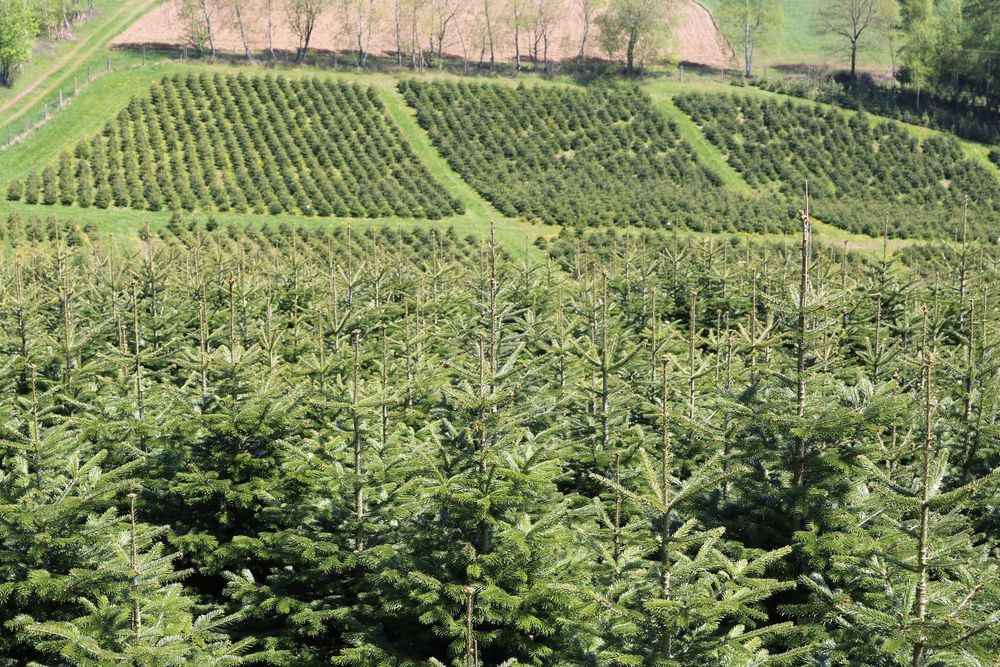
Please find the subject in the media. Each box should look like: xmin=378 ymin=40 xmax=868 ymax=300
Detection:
xmin=6 ymin=179 xmax=23 ymax=201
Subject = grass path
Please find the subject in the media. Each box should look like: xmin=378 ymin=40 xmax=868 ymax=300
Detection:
xmin=0 ymin=0 xmax=159 ymax=131
xmin=646 ymin=87 xmax=753 ymax=194
xmin=0 ymin=63 xmax=559 ymax=260
xmin=376 ymin=83 xmax=558 ymax=259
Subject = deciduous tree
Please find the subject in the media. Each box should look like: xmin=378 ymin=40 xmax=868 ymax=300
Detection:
xmin=716 ymin=0 xmax=784 ymax=78
xmin=816 ymin=0 xmax=899 ymax=79
xmin=0 ymin=0 xmax=37 ymax=86
xmin=596 ymin=0 xmax=674 ymax=75
xmin=285 ymin=0 xmax=327 ymax=62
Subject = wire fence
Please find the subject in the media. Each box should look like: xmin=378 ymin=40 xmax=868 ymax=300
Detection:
xmin=0 ymin=48 xmax=165 ymax=151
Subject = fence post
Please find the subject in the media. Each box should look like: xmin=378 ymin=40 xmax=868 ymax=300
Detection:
xmin=108 ymin=55 xmax=112 ymax=73
xmin=679 ymin=63 xmax=684 ymax=82
xmin=74 ymin=76 xmax=78 ymax=95
xmin=143 ymin=45 xmax=146 ymax=66
xmin=59 ymin=89 xmax=63 ymax=108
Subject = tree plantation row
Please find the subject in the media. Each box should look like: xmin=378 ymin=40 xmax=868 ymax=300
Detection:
xmin=675 ymin=93 xmax=1000 ymax=240
xmin=400 ymin=80 xmax=791 ymax=232
xmin=0 ymin=213 xmax=998 ymax=666
xmin=9 ymin=74 xmax=1000 ymax=240
xmin=6 ymin=74 xmax=462 ymax=219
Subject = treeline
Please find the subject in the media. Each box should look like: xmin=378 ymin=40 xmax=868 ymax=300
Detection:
xmin=0 ymin=0 xmax=96 ymax=85
xmin=895 ymin=0 xmax=998 ymax=115
xmin=754 ymin=1 xmax=1000 ymax=151
xmin=170 ymin=0 xmax=672 ymax=75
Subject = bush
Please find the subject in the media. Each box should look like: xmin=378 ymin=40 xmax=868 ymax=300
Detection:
xmin=6 ymin=180 xmax=23 ymax=201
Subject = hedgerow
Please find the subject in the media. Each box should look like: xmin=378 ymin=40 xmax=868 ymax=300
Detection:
xmin=400 ymin=80 xmax=795 ymax=233
xmin=8 ymin=73 xmax=463 ymax=219
xmin=675 ymin=93 xmax=1000 ymax=239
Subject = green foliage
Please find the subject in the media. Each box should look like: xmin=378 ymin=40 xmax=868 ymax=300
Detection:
xmin=0 ymin=218 xmax=998 ymax=666
xmin=715 ymin=0 xmax=785 ymax=77
xmin=401 ymin=80 xmax=794 ymax=233
xmin=15 ymin=496 xmax=275 ymax=666
xmin=6 ymin=178 xmax=22 ymax=201
xmin=594 ymin=0 xmax=672 ymax=74
xmin=898 ymin=0 xmax=1000 ymax=119
xmin=0 ymin=0 xmax=37 ymax=86
xmin=751 ymin=77 xmax=1000 ymax=147
xmin=675 ymin=92 xmax=1000 ymax=239
xmin=16 ymin=73 xmax=463 ymax=219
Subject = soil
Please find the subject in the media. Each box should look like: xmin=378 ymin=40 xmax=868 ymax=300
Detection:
xmin=110 ymin=0 xmax=734 ymax=69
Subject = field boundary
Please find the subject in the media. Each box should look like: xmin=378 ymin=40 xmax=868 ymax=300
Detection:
xmin=0 ymin=0 xmax=161 ymax=140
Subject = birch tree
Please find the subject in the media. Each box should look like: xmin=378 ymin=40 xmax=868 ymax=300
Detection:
xmin=225 ymin=0 xmax=256 ymax=60
xmin=716 ymin=0 xmax=783 ymax=78
xmin=286 ymin=0 xmax=328 ymax=62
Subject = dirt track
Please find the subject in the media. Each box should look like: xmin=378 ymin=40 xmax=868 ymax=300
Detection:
xmin=111 ymin=0 xmax=733 ymax=68
xmin=1 ymin=0 xmax=159 ymax=122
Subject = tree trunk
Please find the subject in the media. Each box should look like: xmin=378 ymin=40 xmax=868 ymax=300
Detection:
xmin=395 ymin=0 xmax=403 ymax=64
xmin=297 ymin=16 xmax=315 ymax=63
xmin=744 ymin=0 xmax=752 ymax=78
xmin=792 ymin=194 xmax=810 ymax=505
xmin=267 ymin=1 xmax=276 ymax=60
xmin=485 ymin=0 xmax=495 ymax=68
xmin=235 ymin=7 xmax=253 ymax=60
xmin=201 ymin=0 xmax=216 ymax=58
xmin=626 ymin=28 xmax=638 ymax=75
xmin=543 ymin=32 xmax=550 ymax=74
xmin=912 ymin=335 xmax=933 ymax=667
xmin=514 ymin=23 xmax=521 ymax=71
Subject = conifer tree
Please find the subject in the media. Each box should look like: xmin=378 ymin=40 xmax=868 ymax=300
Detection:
xmin=582 ymin=357 xmax=806 ymax=666
xmin=14 ymin=494 xmax=274 ymax=665
xmin=0 ymin=370 xmax=137 ymax=665
xmin=798 ymin=314 xmax=1000 ymax=666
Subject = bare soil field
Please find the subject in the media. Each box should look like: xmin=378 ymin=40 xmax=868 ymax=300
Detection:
xmin=110 ymin=0 xmax=734 ymax=68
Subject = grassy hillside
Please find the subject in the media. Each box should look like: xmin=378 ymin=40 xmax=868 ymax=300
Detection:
xmin=699 ymin=0 xmax=893 ymax=69
xmin=3 ymin=60 xmax=993 ymax=254
xmin=0 ymin=0 xmax=161 ymax=137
